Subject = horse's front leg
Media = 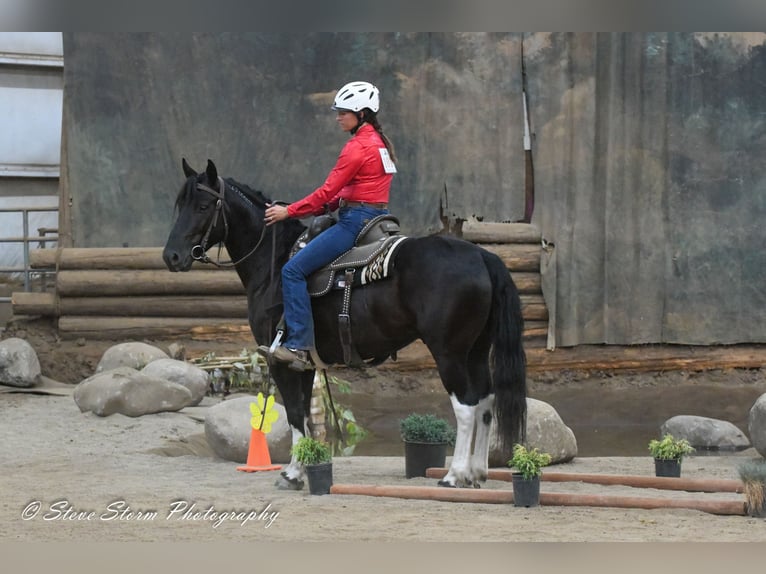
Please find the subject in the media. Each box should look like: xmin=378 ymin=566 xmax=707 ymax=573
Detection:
xmin=272 ymin=366 xmax=315 ymax=491
xmin=275 ymin=426 xmax=308 ymax=490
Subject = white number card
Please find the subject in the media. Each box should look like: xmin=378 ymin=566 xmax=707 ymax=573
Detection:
xmin=379 ymin=148 xmax=397 ymax=174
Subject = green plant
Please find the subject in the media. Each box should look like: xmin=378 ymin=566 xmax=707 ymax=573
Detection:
xmin=648 ymin=434 xmax=695 ymax=461
xmin=399 ymin=413 xmax=456 ymax=445
xmin=321 ymin=374 xmax=368 ymax=455
xmin=291 ymin=436 xmax=332 ymax=466
xmin=507 ymin=444 xmax=552 ymax=479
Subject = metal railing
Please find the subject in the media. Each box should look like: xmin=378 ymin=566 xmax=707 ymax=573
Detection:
xmin=0 ymin=206 xmax=58 ymax=302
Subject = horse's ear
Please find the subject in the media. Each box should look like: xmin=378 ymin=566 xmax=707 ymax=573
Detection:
xmin=182 ymin=158 xmax=197 ymax=178
xmin=205 ymin=159 xmax=218 ymax=184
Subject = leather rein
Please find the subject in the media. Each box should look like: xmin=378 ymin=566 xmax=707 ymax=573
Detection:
xmin=190 ymin=177 xmax=270 ymax=269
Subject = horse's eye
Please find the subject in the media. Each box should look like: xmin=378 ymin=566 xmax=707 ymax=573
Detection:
xmin=198 ymin=203 xmax=210 ymax=212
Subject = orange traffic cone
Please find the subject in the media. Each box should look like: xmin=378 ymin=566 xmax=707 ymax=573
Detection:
xmin=236 ymin=428 xmax=282 ymax=472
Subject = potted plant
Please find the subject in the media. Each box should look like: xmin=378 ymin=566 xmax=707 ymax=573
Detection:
xmin=399 ymin=413 xmax=456 ymax=478
xmin=292 ymin=436 xmax=333 ymax=495
xmin=507 ymin=444 xmax=552 ymax=507
xmin=648 ymin=433 xmax=695 ymax=477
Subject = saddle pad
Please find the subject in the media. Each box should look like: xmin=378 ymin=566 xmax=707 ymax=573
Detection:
xmin=308 ymin=235 xmax=408 ymax=297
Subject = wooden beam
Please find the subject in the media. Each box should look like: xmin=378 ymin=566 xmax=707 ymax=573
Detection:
xmin=480 ymin=244 xmax=540 ymax=271
xmin=58 ymin=295 xmax=248 ymax=317
xmin=461 ymin=221 xmax=542 ymax=244
xmin=425 ymin=468 xmax=744 ymax=493
xmin=57 ymin=316 xmax=252 ymax=340
xmin=56 ymin=269 xmax=245 ymax=296
xmin=30 ymin=247 xmax=229 ymax=270
xmin=11 ymin=292 xmax=56 ymax=316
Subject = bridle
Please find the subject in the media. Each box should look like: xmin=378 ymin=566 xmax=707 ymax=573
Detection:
xmin=190 ymin=176 xmax=270 ymax=269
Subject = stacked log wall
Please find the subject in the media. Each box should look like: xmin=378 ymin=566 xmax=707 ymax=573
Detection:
xmin=13 ymin=222 xmax=548 ymax=346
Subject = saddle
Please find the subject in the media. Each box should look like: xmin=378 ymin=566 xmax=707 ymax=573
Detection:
xmin=291 ymin=214 xmax=406 ymax=297
xmin=288 ymin=213 xmax=407 ymax=368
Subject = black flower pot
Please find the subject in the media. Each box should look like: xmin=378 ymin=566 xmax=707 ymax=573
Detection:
xmin=404 ymin=441 xmax=448 ymax=478
xmin=511 ymin=473 xmax=541 ymax=507
xmin=654 ymin=458 xmax=682 ymax=478
xmin=305 ymin=462 xmax=333 ymax=495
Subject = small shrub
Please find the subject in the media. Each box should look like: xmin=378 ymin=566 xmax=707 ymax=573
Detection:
xmin=291 ymin=436 xmax=332 ymax=466
xmin=507 ymin=444 xmax=552 ymax=480
xmin=648 ymin=434 xmax=695 ymax=461
xmin=399 ymin=413 xmax=456 ymax=445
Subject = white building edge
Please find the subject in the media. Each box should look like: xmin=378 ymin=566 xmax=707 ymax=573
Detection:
xmin=0 ymin=32 xmax=63 ymax=313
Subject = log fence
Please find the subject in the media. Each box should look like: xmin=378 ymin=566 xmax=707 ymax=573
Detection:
xmin=13 ymin=221 xmax=549 ymax=345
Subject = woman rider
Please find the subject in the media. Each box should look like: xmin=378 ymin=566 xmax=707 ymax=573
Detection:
xmin=259 ymin=81 xmax=397 ymax=369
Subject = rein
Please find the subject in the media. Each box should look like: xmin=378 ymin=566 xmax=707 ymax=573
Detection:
xmin=191 ymin=177 xmax=270 ymax=269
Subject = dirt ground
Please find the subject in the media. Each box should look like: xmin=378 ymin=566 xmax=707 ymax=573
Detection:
xmin=2 ymin=317 xmax=766 ymax=542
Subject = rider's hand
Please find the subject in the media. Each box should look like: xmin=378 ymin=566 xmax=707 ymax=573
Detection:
xmin=264 ymin=204 xmax=290 ymax=226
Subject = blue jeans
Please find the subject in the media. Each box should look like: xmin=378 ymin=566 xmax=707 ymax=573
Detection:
xmin=281 ymin=206 xmax=388 ymax=350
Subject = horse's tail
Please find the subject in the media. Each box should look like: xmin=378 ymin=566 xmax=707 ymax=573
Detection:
xmin=481 ymin=248 xmax=527 ymax=451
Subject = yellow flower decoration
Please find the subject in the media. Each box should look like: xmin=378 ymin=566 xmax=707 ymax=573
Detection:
xmin=249 ymin=392 xmax=279 ymax=434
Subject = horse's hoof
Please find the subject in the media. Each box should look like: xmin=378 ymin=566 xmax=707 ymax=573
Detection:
xmin=275 ymin=472 xmax=304 ymax=491
xmin=437 ymin=480 xmax=457 ymax=488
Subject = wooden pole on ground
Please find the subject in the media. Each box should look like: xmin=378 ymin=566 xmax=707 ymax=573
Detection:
xmin=329 ymin=483 xmax=747 ymax=516
xmin=425 ymin=468 xmax=744 ymax=493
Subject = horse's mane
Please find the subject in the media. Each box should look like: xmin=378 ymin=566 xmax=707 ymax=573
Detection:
xmin=174 ymin=175 xmax=272 ymax=212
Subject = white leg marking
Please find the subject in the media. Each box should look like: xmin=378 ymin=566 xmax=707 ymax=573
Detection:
xmin=441 ymin=394 xmax=476 ymax=487
xmin=470 ymin=394 xmax=495 ymax=482
xmin=282 ymin=426 xmax=306 ymax=481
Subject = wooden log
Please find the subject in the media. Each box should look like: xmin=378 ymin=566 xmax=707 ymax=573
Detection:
xmin=330 ymin=483 xmax=746 ymax=515
xmin=58 ymin=295 xmax=248 ymax=317
xmin=330 ymin=483 xmax=515 ymax=504
xmin=29 ymin=247 xmax=231 ymax=270
xmin=537 ymin=492 xmax=746 ymax=516
xmin=56 ymin=269 xmax=245 ymax=296
xmin=509 ymin=272 xmax=541 ymax=294
xmin=462 ymin=221 xmax=541 ymax=244
xmin=480 ymin=244 xmax=540 ymax=271
xmin=57 ymin=316 xmax=251 ymax=340
xmin=425 ymin=468 xmax=744 ymax=493
xmin=526 ymin=344 xmax=766 ymax=374
xmin=11 ymin=292 xmax=56 ymax=316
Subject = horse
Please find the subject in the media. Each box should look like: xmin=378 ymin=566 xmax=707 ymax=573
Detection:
xmin=163 ymin=158 xmax=527 ymax=489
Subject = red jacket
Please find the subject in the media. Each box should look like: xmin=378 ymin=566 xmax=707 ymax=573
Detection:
xmin=287 ymin=123 xmax=394 ymax=218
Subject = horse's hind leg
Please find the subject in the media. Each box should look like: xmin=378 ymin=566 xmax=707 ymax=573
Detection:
xmin=439 ymin=393 xmax=477 ymax=488
xmin=466 ymin=344 xmax=494 ymax=483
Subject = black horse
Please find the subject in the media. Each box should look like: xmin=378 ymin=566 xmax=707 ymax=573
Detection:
xmin=163 ymin=159 xmax=527 ymax=489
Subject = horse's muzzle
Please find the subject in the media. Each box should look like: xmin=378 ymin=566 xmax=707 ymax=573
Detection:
xmin=162 ymin=247 xmax=192 ymax=272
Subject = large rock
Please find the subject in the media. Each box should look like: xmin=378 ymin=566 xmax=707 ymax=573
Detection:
xmin=141 ymin=358 xmax=209 ymax=406
xmin=489 ymin=397 xmax=578 ymax=467
xmin=73 ymin=366 xmax=193 ymax=417
xmin=204 ymin=395 xmax=292 ymax=464
xmin=0 ymin=337 xmax=41 ymax=388
xmin=96 ymin=342 xmax=169 ymax=373
xmin=749 ymin=394 xmax=766 ymax=458
xmin=661 ymin=415 xmax=750 ymax=451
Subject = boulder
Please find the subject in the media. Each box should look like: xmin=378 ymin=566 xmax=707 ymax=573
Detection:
xmin=141 ymin=358 xmax=209 ymax=406
xmin=489 ymin=397 xmax=578 ymax=467
xmin=204 ymin=395 xmax=292 ymax=464
xmin=661 ymin=415 xmax=750 ymax=451
xmin=73 ymin=366 xmax=193 ymax=417
xmin=96 ymin=342 xmax=169 ymax=373
xmin=748 ymin=394 xmax=766 ymax=458
xmin=0 ymin=337 xmax=41 ymax=388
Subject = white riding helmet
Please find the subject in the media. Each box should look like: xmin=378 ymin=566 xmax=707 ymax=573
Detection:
xmin=332 ymin=81 xmax=380 ymax=113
